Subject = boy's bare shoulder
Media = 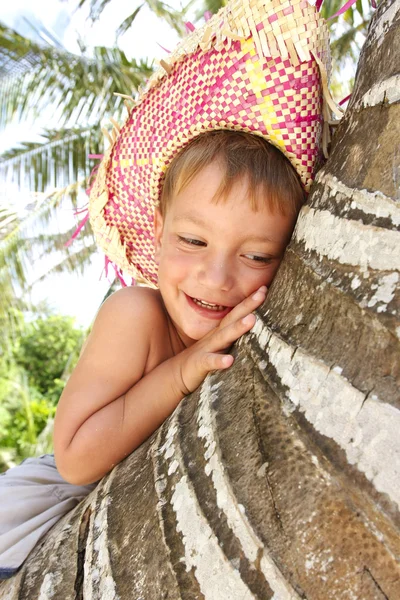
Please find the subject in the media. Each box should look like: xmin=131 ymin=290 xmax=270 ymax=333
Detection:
xmin=83 ymin=285 xmax=169 ymax=361
xmin=98 ymin=286 xmax=165 ymax=325
xmin=70 ymin=286 xmax=169 ymax=393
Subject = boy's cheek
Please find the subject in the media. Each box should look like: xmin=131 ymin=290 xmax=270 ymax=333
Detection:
xmin=266 ymin=259 xmax=284 ymax=285
xmin=244 ymin=260 xmax=282 ymax=291
xmin=158 ymin=248 xmax=197 ymax=275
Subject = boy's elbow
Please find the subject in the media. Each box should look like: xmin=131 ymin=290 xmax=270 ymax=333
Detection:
xmin=54 ymin=448 xmax=98 ymax=487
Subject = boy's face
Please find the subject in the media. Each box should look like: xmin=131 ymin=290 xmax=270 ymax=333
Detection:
xmin=154 ymin=162 xmax=297 ymax=347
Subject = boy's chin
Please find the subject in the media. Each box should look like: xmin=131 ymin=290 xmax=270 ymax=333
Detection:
xmin=173 ymin=319 xmax=214 ymax=345
xmin=182 ymin=322 xmax=220 ymax=342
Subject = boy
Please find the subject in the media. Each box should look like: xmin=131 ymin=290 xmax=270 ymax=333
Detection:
xmin=54 ymin=131 xmax=305 ymax=486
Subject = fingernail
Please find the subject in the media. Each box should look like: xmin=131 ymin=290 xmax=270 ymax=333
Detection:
xmin=252 ymin=288 xmax=265 ymax=300
xmin=222 ymin=355 xmax=233 ymax=367
xmin=242 ymin=314 xmax=254 ymax=325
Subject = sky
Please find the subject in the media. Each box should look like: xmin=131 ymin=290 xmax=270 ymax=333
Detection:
xmin=0 ymin=0 xmax=189 ymax=326
xmin=1 ymin=0 xmax=183 ymax=57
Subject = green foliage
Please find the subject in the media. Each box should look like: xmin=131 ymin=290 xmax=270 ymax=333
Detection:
xmin=0 ymin=312 xmax=85 ymax=470
xmin=13 ymin=314 xmax=84 ymax=399
xmin=321 ymin=0 xmax=371 ymax=71
xmin=0 ymin=380 xmax=56 ymax=460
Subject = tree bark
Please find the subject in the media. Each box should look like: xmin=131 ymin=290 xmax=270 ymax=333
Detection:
xmin=1 ymin=0 xmax=399 ymax=598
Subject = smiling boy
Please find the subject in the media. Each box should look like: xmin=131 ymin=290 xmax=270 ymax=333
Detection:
xmin=154 ymin=131 xmax=303 ymax=344
xmin=53 ymin=131 xmax=305 ymax=486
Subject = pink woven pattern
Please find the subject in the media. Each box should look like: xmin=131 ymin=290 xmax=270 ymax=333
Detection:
xmin=89 ymin=0 xmax=331 ymax=286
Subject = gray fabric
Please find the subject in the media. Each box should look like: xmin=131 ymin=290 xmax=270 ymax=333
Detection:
xmin=0 ymin=454 xmax=96 ymax=578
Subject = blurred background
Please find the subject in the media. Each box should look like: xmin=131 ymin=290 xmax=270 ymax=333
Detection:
xmin=0 ymin=0 xmax=372 ymax=470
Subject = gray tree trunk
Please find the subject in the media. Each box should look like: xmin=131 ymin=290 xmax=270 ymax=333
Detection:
xmin=1 ymin=0 xmax=399 ymax=598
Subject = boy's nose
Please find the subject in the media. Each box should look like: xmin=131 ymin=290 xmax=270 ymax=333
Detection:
xmin=197 ymin=253 xmax=234 ymax=292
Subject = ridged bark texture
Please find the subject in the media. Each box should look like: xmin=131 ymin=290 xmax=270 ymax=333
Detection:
xmin=1 ymin=0 xmax=399 ymax=598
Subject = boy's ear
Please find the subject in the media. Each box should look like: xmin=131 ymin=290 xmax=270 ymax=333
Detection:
xmin=153 ymin=208 xmax=164 ymax=263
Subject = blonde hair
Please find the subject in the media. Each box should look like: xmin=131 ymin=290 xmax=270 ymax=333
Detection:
xmin=159 ymin=130 xmax=306 ymax=216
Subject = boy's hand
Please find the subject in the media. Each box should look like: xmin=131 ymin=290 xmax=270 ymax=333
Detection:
xmin=176 ymin=286 xmax=267 ymax=395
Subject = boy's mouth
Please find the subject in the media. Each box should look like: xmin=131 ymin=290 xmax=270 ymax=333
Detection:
xmin=184 ymin=293 xmax=232 ymax=319
xmin=191 ymin=297 xmax=226 ymax=311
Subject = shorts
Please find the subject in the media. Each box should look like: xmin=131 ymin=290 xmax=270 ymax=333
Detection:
xmin=0 ymin=454 xmax=96 ymax=579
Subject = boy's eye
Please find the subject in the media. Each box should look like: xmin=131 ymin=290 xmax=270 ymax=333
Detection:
xmin=244 ymin=254 xmax=274 ymax=264
xmin=178 ymin=235 xmax=206 ymax=247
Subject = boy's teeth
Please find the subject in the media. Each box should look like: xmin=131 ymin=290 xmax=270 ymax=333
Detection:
xmin=192 ymin=297 xmax=225 ymax=311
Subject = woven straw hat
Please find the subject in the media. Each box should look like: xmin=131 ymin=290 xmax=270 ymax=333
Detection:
xmin=89 ymin=0 xmax=339 ymax=287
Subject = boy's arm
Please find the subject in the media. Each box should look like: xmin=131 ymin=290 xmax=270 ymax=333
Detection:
xmin=54 ymin=286 xmax=266 ymax=485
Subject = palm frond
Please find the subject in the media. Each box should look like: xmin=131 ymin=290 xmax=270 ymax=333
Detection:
xmin=0 ymin=239 xmax=28 ymax=358
xmin=0 ymin=127 xmax=102 ymax=197
xmin=331 ymin=20 xmax=369 ymax=65
xmin=0 ymin=24 xmax=153 ymax=130
xmin=0 ymin=202 xmax=19 ymax=239
xmin=0 ymin=186 xmax=94 ymax=348
xmin=116 ymin=5 xmax=144 ymax=38
xmin=142 ymin=0 xmax=189 ymax=35
xmin=77 ymin=0 xmax=191 ymax=36
xmin=320 ymin=0 xmax=365 ymax=21
xmin=0 ymin=22 xmax=42 ymax=80
xmin=194 ymin=0 xmax=225 ymax=21
xmin=32 ymin=241 xmax=97 ymax=283
xmin=0 ymin=199 xmax=28 ymax=287
xmin=0 ymin=178 xmax=91 ymax=303
xmin=30 ymin=222 xmax=94 ymax=260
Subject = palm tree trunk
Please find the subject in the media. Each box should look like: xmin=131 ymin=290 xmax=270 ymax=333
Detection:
xmin=1 ymin=0 xmax=399 ymax=597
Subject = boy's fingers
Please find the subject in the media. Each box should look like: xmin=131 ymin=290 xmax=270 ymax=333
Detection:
xmin=206 ymin=313 xmax=256 ymax=353
xmin=182 ymin=351 xmax=234 ymax=393
xmin=220 ymin=286 xmax=267 ymax=328
xmin=204 ymin=352 xmax=234 ymax=372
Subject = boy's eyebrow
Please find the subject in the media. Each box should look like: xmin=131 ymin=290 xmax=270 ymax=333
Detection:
xmin=245 ymin=234 xmax=277 ymax=243
xmin=174 ymin=213 xmax=209 ymax=228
